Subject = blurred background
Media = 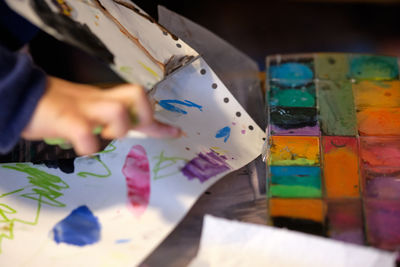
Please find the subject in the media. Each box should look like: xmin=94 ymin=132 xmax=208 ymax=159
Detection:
xmin=27 ymin=0 xmax=400 ymax=81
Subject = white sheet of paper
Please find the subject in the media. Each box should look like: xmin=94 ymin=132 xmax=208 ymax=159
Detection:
xmin=190 ymin=215 xmax=397 ymax=267
xmin=0 ymin=58 xmax=265 ymax=266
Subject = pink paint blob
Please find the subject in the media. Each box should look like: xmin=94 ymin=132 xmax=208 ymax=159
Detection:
xmin=122 ymin=145 xmax=150 ymax=217
xmin=241 ymin=130 xmax=246 ymax=134
xmin=232 ymin=122 xmax=236 ymax=126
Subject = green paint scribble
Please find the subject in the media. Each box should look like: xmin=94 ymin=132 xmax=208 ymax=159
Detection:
xmin=0 ymin=188 xmax=25 ymax=198
xmin=153 ymin=151 xmax=187 ymax=180
xmin=2 ymin=164 xmax=69 ymax=207
xmin=0 ymin=164 xmax=69 ymax=254
xmin=77 ymin=155 xmax=111 ymax=178
xmin=0 ymin=199 xmax=42 ymax=254
xmin=99 ymin=141 xmax=117 ymax=154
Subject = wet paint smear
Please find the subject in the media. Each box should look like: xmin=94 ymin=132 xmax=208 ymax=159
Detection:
xmin=272 ymin=217 xmax=326 ymax=237
xmin=122 ymin=145 xmax=150 ymax=217
xmin=269 ymin=199 xmax=326 ymax=236
xmin=269 ymin=107 xmax=319 ymax=136
xmin=350 ymin=55 xmax=399 ymax=80
xmin=158 ymin=99 xmax=202 ymax=114
xmin=353 ymin=81 xmax=400 ymax=108
xmin=269 ymin=62 xmax=314 ymax=87
xmin=322 ymin=137 xmax=360 ymax=198
xmin=269 ymin=136 xmax=320 ymax=166
xmin=269 ymin=166 xmax=321 ymax=198
xmin=181 ymin=150 xmax=230 ymax=183
xmin=364 ymin=177 xmax=400 ymax=200
xmin=31 ymin=0 xmax=114 ymax=64
xmin=317 ymin=80 xmax=357 ymax=136
xmin=327 ymin=199 xmax=364 ymax=245
xmin=365 ymin=198 xmax=400 ymax=250
xmin=359 ymin=137 xmax=400 ymax=173
xmin=215 ymin=126 xmax=231 ymax=142
xmin=52 ymin=205 xmax=100 ymax=246
xmin=315 ymin=53 xmax=349 ymax=80
xmin=268 ymin=85 xmax=315 ymax=107
xmin=357 ymin=108 xmax=400 ymax=136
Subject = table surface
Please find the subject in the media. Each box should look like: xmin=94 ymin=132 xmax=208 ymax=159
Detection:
xmin=142 ymin=162 xmax=268 ymax=267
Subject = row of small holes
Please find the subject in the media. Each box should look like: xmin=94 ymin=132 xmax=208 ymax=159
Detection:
xmin=200 ymin=68 xmax=257 ymax=133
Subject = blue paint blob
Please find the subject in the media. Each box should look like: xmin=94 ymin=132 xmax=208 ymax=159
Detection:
xmin=269 ymin=63 xmax=313 ymax=87
xmin=215 ymin=126 xmax=231 ymax=142
xmin=52 ymin=205 xmax=100 ymax=246
xmin=115 ymin=238 xmax=132 ymax=244
xmin=158 ymin=99 xmax=203 ymax=114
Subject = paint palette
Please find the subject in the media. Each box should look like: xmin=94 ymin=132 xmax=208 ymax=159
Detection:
xmin=266 ymin=53 xmax=400 ymax=251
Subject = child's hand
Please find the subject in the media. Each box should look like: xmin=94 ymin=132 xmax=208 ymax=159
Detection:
xmin=21 ymin=76 xmax=181 ymax=155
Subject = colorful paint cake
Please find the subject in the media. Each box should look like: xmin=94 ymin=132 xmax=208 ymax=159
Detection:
xmin=266 ymin=53 xmax=400 ymax=252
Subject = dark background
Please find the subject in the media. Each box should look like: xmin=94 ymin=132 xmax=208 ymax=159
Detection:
xmin=133 ymin=0 xmax=400 ymax=68
xmin=28 ymin=0 xmax=400 ymax=82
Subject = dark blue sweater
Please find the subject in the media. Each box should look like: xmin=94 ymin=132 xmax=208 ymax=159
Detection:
xmin=0 ymin=46 xmax=46 ymax=154
xmin=0 ymin=1 xmax=46 ymax=153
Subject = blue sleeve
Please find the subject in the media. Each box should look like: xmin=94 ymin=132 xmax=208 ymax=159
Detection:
xmin=0 ymin=0 xmax=39 ymax=49
xmin=0 ymin=45 xmax=46 ymax=154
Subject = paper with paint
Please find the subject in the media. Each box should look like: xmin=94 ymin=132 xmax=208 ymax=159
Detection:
xmin=5 ymin=0 xmax=198 ymax=89
xmin=0 ymin=50 xmax=264 ymax=267
xmin=189 ymin=215 xmax=397 ymax=267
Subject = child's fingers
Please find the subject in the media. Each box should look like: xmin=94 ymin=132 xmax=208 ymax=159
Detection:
xmin=133 ymin=120 xmax=181 ymax=138
xmin=102 ymin=84 xmax=154 ymax=127
xmin=83 ymin=101 xmax=131 ymax=139
xmin=57 ymin=116 xmax=99 ymax=155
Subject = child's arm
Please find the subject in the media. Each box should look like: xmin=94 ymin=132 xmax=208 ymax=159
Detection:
xmin=0 ymin=45 xmax=180 ymax=156
xmin=22 ymin=76 xmax=181 ymax=155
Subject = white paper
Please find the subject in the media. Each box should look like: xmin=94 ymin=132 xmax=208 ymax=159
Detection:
xmin=0 ymin=58 xmax=265 ymax=266
xmin=190 ymin=215 xmax=397 ymax=267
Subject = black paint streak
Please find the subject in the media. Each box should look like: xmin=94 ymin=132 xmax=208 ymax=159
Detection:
xmin=31 ymin=0 xmax=114 ymax=64
xmin=272 ymin=216 xmax=326 ymax=236
xmin=330 ymin=140 xmax=347 ymax=148
xmin=33 ymin=158 xmax=75 ymax=174
xmin=270 ymin=107 xmax=317 ymax=129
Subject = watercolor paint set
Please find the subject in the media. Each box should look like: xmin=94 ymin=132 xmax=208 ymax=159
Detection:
xmin=265 ymin=53 xmax=400 ymax=251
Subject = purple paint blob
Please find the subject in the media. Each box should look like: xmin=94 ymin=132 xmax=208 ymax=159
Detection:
xmin=241 ymin=130 xmax=246 ymax=134
xmin=365 ymin=178 xmax=400 ymax=199
xmin=270 ymin=124 xmax=320 ymax=136
xmin=181 ymin=150 xmax=230 ymax=183
xmin=365 ymin=198 xmax=400 ymax=250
